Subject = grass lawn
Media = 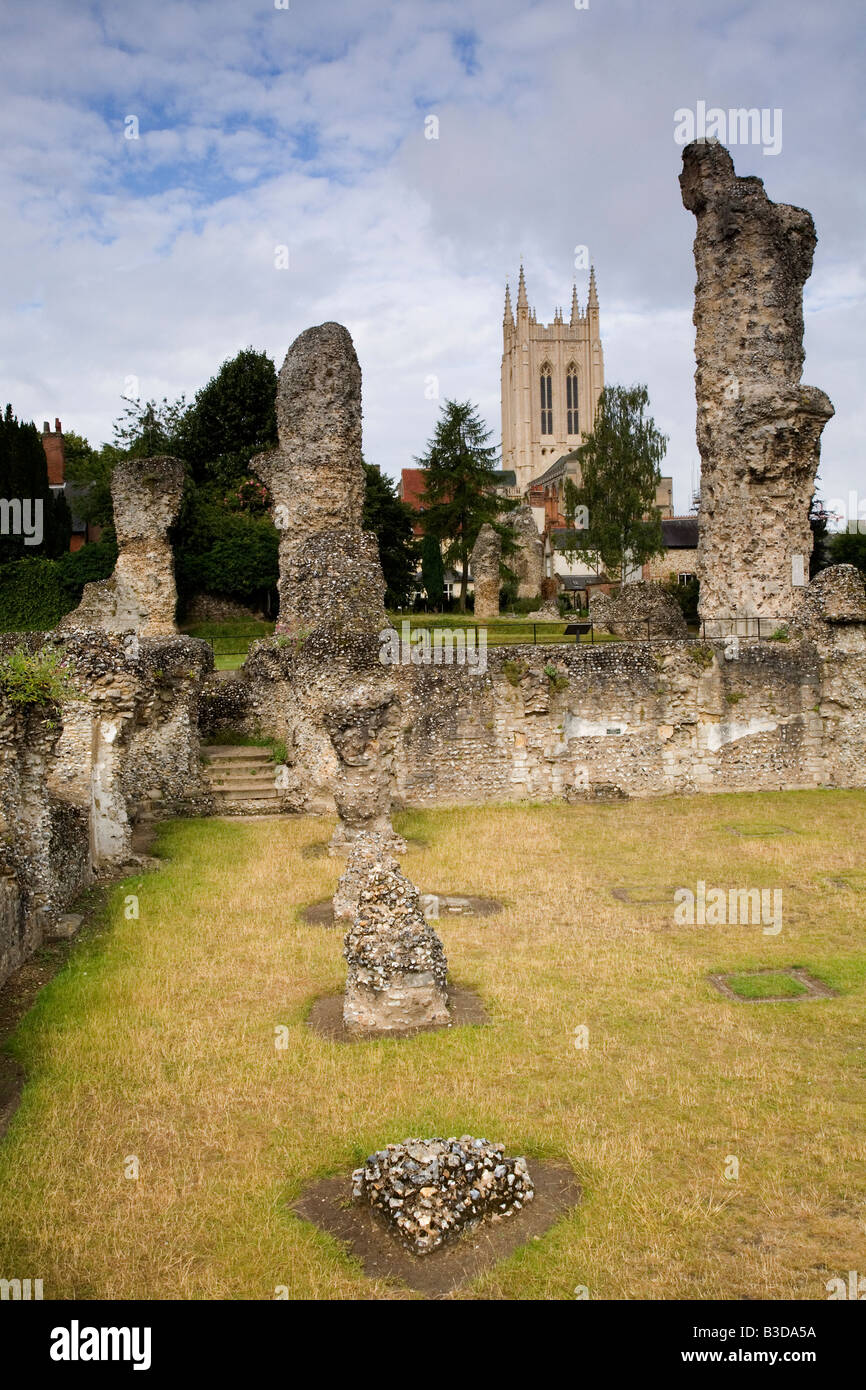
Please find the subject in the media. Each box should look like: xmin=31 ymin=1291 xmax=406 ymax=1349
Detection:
xmin=181 ymin=614 xmax=617 ymax=670
xmin=0 ymin=789 xmax=863 ymax=1300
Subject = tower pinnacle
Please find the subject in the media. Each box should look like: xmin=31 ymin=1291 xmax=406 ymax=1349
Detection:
xmin=516 ymin=263 xmax=528 ymax=316
xmin=503 ymin=282 xmax=514 ymax=327
xmin=588 ymin=265 xmax=598 ymax=309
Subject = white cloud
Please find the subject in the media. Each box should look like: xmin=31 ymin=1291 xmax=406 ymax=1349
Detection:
xmin=0 ymin=0 xmax=861 ymax=517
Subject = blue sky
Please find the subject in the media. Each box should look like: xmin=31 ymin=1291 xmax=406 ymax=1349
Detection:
xmin=1 ymin=0 xmax=863 ymax=515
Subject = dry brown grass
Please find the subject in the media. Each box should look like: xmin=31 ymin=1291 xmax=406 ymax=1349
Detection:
xmin=0 ymin=789 xmax=864 ymax=1300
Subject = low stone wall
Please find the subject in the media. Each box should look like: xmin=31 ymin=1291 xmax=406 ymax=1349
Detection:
xmin=219 ymin=615 xmax=866 ymax=814
xmin=0 ymin=629 xmax=213 ymax=986
xmin=0 ymin=702 xmax=90 ymax=985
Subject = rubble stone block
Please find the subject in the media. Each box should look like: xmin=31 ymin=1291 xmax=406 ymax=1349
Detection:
xmin=342 ymin=852 xmax=449 ymax=1034
xmin=352 ymin=1136 xmax=534 ymax=1255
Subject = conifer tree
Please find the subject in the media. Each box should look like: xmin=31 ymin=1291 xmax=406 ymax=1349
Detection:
xmin=416 ymin=399 xmax=514 ymax=612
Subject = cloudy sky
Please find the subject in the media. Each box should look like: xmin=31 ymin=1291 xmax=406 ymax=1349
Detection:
xmin=2 ymin=0 xmax=863 ymax=516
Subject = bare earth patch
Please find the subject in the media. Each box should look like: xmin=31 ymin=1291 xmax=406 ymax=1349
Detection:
xmin=291 ymin=1159 xmax=581 ymax=1297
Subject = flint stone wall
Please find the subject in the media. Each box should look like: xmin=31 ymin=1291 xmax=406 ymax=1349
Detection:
xmin=0 ymin=630 xmax=212 ymax=986
xmin=224 ymin=568 xmax=866 ymax=809
xmin=591 ymin=582 xmax=688 ymax=639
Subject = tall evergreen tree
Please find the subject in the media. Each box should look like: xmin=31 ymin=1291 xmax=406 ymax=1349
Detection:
xmin=416 ymin=399 xmax=514 ymax=612
xmin=562 ymin=383 xmax=667 ymax=585
xmin=0 ymin=405 xmax=71 ymax=559
xmin=420 ymin=531 xmax=445 ymax=610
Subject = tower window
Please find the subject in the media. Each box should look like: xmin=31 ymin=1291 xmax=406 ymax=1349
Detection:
xmin=566 ymin=366 xmax=579 ymax=434
xmin=540 ymin=366 xmax=552 ymax=435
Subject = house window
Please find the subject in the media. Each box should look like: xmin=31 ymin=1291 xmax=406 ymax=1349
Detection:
xmin=678 ymin=572 xmax=696 ymax=585
xmin=540 ymin=366 xmax=552 ymax=435
xmin=566 ymin=366 xmax=579 ymax=434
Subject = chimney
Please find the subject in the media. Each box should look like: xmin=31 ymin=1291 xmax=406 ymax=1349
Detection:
xmin=55 ymin=417 xmax=62 ymax=433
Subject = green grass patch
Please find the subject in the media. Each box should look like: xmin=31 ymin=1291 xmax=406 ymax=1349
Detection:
xmin=0 ymin=789 xmax=864 ymax=1300
xmin=725 ymin=972 xmax=808 ymax=1000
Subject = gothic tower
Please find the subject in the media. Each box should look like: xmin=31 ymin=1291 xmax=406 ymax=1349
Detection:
xmin=501 ymin=265 xmax=604 ymax=493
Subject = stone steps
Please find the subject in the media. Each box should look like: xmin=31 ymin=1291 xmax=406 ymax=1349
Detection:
xmin=201 ymin=745 xmax=280 ymax=808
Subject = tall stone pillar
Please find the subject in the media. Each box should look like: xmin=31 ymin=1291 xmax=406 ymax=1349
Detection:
xmin=251 ymin=322 xmax=402 ymax=852
xmin=680 ymin=141 xmax=834 ymax=634
xmin=62 ymin=457 xmax=184 ymax=636
xmin=510 ymin=503 xmax=543 ymax=601
xmin=471 ymin=525 xmax=501 ymax=621
xmin=251 ymin=322 xmax=386 ymax=638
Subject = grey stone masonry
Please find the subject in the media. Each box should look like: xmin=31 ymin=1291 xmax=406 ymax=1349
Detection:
xmin=680 ymin=141 xmax=834 ymax=632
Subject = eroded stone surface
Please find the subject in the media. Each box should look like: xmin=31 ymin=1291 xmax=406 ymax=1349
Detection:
xmin=342 ymin=852 xmax=449 ymax=1034
xmin=251 ymin=322 xmax=386 ymax=638
xmin=62 ymin=457 xmax=184 ymax=636
xmin=352 ymin=1136 xmax=534 ymax=1256
xmin=592 ymin=582 xmax=687 ymax=639
xmin=509 ymin=503 xmax=544 ymax=600
xmin=333 ymin=830 xmax=401 ymax=921
xmin=471 ymin=525 xmax=501 ymax=622
xmin=680 ymin=141 xmax=834 ymax=629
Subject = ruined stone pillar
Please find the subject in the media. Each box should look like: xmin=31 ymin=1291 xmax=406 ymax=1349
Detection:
xmin=251 ymin=322 xmax=386 ymax=638
xmin=251 ymin=322 xmax=402 ymax=852
xmin=680 ymin=141 xmax=834 ymax=634
xmin=342 ymin=846 xmax=450 ymax=1035
xmin=510 ymin=502 xmax=544 ymax=601
xmin=471 ymin=525 xmax=501 ymax=621
xmin=61 ymin=457 xmax=184 ymax=636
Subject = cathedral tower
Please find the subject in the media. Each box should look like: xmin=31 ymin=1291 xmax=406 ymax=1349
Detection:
xmin=501 ymin=265 xmax=604 ymax=493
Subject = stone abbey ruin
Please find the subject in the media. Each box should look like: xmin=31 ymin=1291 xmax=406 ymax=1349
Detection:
xmin=2 ymin=139 xmax=865 ymax=997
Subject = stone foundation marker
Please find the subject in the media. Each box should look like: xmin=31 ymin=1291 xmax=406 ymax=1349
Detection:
xmin=342 ymin=841 xmax=449 ymax=1034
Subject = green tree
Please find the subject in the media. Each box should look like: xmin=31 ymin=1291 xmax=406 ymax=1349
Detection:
xmin=63 ymin=431 xmax=122 ymax=532
xmin=809 ymin=491 xmax=833 ymax=577
xmin=362 ymin=462 xmax=417 ymax=608
xmin=828 ymin=527 xmax=866 ymax=577
xmin=173 ymin=348 xmax=277 ymax=488
xmin=113 ymin=395 xmax=187 ymax=458
xmin=417 ymin=399 xmax=514 ymax=612
xmin=0 ymin=405 xmax=71 ymax=559
xmin=562 ymin=384 xmax=667 ymax=585
xmin=420 ymin=532 xmax=445 ymax=611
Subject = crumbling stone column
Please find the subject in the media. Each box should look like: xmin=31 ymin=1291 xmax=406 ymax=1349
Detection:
xmin=251 ymin=322 xmax=402 ymax=852
xmin=252 ymin=322 xmax=385 ymax=637
xmin=342 ymin=846 xmax=449 ymax=1035
xmin=680 ymin=141 xmax=834 ymax=633
xmin=62 ymin=457 xmax=184 ymax=636
xmin=471 ymin=525 xmax=501 ymax=622
xmin=510 ymin=503 xmax=544 ymax=600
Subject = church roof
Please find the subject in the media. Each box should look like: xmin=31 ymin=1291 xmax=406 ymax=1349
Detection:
xmin=527 ymin=451 xmax=581 ymax=489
